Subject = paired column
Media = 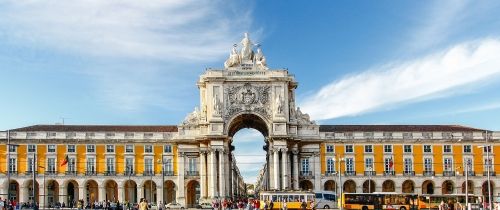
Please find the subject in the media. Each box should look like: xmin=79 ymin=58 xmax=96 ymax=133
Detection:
xmin=273 ymin=148 xmax=280 ymax=190
xmin=313 ymin=152 xmax=321 ymax=190
xmin=208 ymin=149 xmax=217 ymax=198
xmin=118 ymin=187 xmax=125 ymax=204
xmin=200 ymin=151 xmax=207 ymax=199
xmin=78 ymin=186 xmax=85 ymax=203
xmin=219 ymin=150 xmax=226 ymax=197
xmin=177 ymin=152 xmax=185 ymax=203
xmin=281 ymin=148 xmax=289 ymax=189
xmin=59 ymin=185 xmax=66 ymax=204
xmin=292 ymin=150 xmax=299 ymax=190
xmin=98 ymin=186 xmax=105 ymax=202
xmin=137 ymin=184 xmax=144 ymax=201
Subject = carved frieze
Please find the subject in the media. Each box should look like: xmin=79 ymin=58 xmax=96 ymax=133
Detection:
xmin=224 ymin=83 xmax=271 ymax=120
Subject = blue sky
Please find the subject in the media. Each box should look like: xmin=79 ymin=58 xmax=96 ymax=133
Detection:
xmin=2 ymin=1 xmax=500 ymax=183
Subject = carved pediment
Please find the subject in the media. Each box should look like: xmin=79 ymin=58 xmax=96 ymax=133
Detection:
xmin=224 ymin=83 xmax=271 ymax=121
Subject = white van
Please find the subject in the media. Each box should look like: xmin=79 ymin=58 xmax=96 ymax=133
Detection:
xmin=314 ymin=191 xmax=338 ymax=209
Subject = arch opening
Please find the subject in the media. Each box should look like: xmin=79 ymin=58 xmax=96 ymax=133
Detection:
xmin=343 ymin=180 xmax=356 ymax=193
xmin=382 ymin=180 xmax=395 ymax=192
xmin=227 ymin=114 xmax=269 ymax=137
xmin=66 ymin=180 xmax=79 ymax=207
xmin=186 ymin=180 xmax=200 ymax=208
xmin=402 ymin=180 xmax=415 ymax=193
xmin=124 ymin=180 xmax=137 ymax=204
xmin=324 ymin=180 xmax=336 ymax=192
xmin=105 ymin=180 xmax=118 ymax=202
xmin=422 ymin=180 xmax=434 ymax=194
xmin=163 ymin=180 xmax=176 ymax=204
xmin=363 ymin=180 xmax=375 ymax=193
xmin=46 ymin=180 xmax=59 ymax=207
xmin=442 ymin=180 xmax=454 ymax=194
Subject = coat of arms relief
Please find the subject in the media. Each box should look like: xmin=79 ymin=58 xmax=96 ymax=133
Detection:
xmin=224 ymin=83 xmax=271 ymax=121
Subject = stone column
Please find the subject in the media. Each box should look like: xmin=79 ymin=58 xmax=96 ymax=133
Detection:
xmin=177 ymin=152 xmax=185 ymax=205
xmin=39 ymin=183 xmax=46 ymax=208
xmin=99 ymin=186 xmax=105 ymax=202
xmin=118 ymin=186 xmax=125 ymax=203
xmin=59 ymin=185 xmax=66 ymax=204
xmin=200 ymin=151 xmax=207 ymax=199
xmin=78 ymin=186 xmax=85 ymax=203
xmin=292 ymin=150 xmax=299 ymax=190
xmin=313 ymin=152 xmax=321 ymax=191
xmin=19 ymin=186 xmax=27 ymax=203
xmin=281 ymin=148 xmax=289 ymax=189
xmin=273 ymin=148 xmax=280 ymax=190
xmin=219 ymin=150 xmax=226 ymax=197
xmin=208 ymin=149 xmax=217 ymax=198
xmin=137 ymin=184 xmax=144 ymax=201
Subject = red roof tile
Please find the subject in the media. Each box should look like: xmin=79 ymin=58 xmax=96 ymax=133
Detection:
xmin=319 ymin=125 xmax=486 ymax=132
xmin=9 ymin=124 xmax=178 ymax=132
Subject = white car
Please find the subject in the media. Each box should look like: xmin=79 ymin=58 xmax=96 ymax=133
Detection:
xmin=165 ymin=203 xmax=184 ymax=209
xmin=149 ymin=203 xmax=158 ymax=210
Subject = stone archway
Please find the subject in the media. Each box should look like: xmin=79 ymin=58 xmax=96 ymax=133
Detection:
xmin=24 ymin=180 xmax=39 ymax=203
xmin=422 ymin=180 xmax=434 ymax=194
xmin=402 ymin=180 xmax=415 ymax=193
xmin=143 ymin=180 xmax=157 ymax=203
xmin=186 ymin=180 xmax=200 ymax=208
xmin=362 ymin=180 xmax=375 ymax=193
xmin=85 ymin=180 xmax=98 ymax=204
xmin=462 ymin=180 xmax=474 ymax=194
xmin=66 ymin=180 xmax=79 ymax=207
xmin=343 ymin=180 xmax=356 ymax=193
xmin=482 ymin=181 xmax=494 ymax=202
xmin=442 ymin=180 xmax=454 ymax=194
xmin=300 ymin=180 xmax=314 ymax=191
xmin=8 ymin=180 xmax=20 ymax=202
xmin=46 ymin=180 xmax=59 ymax=207
xmin=164 ymin=180 xmax=176 ymax=204
xmin=382 ymin=180 xmax=395 ymax=192
xmin=324 ymin=180 xmax=336 ymax=192
xmin=124 ymin=180 xmax=137 ymax=203
xmin=105 ymin=180 xmax=118 ymax=202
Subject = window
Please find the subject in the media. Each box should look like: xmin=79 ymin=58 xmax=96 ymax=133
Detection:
xmin=27 ymin=157 xmax=34 ymax=172
xmin=164 ymin=145 xmax=172 ymax=153
xmin=68 ymin=158 xmax=76 ymax=172
xmin=326 ymin=145 xmax=334 ymax=153
xmin=443 ymin=132 xmax=452 ymax=139
xmin=383 ymin=132 xmax=393 ymax=139
xmin=125 ymin=145 xmax=134 ymax=153
xmin=403 ymin=132 xmax=413 ymax=139
xmin=423 ymin=145 xmax=432 ymax=153
xmin=484 ymin=157 xmax=493 ymax=171
xmin=422 ymin=132 xmax=433 ymax=139
xmin=364 ymin=132 xmax=374 ymax=139
xmin=444 ymin=158 xmax=453 ymax=171
xmin=463 ymin=145 xmax=472 ymax=153
xmin=145 ymin=145 xmax=153 ymax=153
xmin=301 ymin=158 xmax=310 ymax=172
xmin=384 ymin=158 xmax=394 ymax=172
xmin=47 ymin=158 xmax=56 ymax=173
xmin=365 ymin=158 xmax=373 ymax=171
xmin=8 ymin=158 xmax=17 ymax=172
xmin=345 ymin=158 xmax=354 ymax=172
xmin=443 ymin=145 xmax=452 ymax=153
xmin=125 ymin=158 xmax=134 ymax=173
xmin=86 ymin=145 xmax=95 ymax=153
xmin=105 ymin=133 xmax=115 ymax=138
xmin=326 ymin=158 xmax=335 ymax=173
xmin=47 ymin=145 xmax=56 ymax=153
xmin=28 ymin=145 xmax=36 ymax=153
xmin=145 ymin=158 xmax=153 ymax=173
xmin=345 ymin=145 xmax=353 ymax=153
xmin=384 ymin=145 xmax=393 ymax=153
xmin=188 ymin=158 xmax=197 ymax=172
xmin=424 ymin=158 xmax=433 ymax=172
xmin=86 ymin=158 xmax=95 ymax=172
xmin=165 ymin=159 xmax=173 ymax=172
xmin=106 ymin=158 xmax=115 ymax=172
xmin=464 ymin=158 xmax=473 ymax=171
xmin=364 ymin=145 xmax=373 ymax=153
xmin=144 ymin=133 xmax=154 ymax=138
xmin=483 ymin=145 xmax=492 ymax=153
xmin=8 ymin=145 xmax=17 ymax=153
xmin=106 ymin=145 xmax=115 ymax=153
xmin=125 ymin=132 xmax=134 ymax=138
xmin=67 ymin=145 xmax=75 ymax=153
xmin=404 ymin=145 xmax=412 ymax=153
xmin=404 ymin=158 xmax=413 ymax=173
xmin=47 ymin=132 xmax=57 ymax=138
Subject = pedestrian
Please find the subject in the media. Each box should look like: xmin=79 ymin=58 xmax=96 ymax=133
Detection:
xmin=300 ymin=200 xmax=307 ymax=210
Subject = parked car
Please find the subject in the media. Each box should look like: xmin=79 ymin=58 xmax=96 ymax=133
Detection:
xmin=196 ymin=203 xmax=212 ymax=209
xmin=165 ymin=203 xmax=184 ymax=209
xmin=148 ymin=203 xmax=158 ymax=210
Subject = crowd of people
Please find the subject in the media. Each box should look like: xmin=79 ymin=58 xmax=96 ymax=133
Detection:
xmin=210 ymin=197 xmax=315 ymax=210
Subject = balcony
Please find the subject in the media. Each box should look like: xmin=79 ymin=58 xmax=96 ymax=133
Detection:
xmin=364 ymin=171 xmax=376 ymax=176
xmin=463 ymin=171 xmax=475 ymax=176
xmin=300 ymin=171 xmax=314 ymax=179
xmin=383 ymin=171 xmax=395 ymax=176
xmin=483 ymin=171 xmax=496 ymax=176
xmin=325 ymin=171 xmax=337 ymax=176
xmin=163 ymin=171 xmax=174 ymax=176
xmin=403 ymin=171 xmax=415 ymax=176
xmin=85 ymin=171 xmax=96 ymax=176
xmin=344 ymin=171 xmax=356 ymax=176
xmin=25 ymin=171 xmax=36 ymax=175
xmin=143 ymin=171 xmax=155 ymax=176
xmin=45 ymin=170 xmax=57 ymax=175
xmin=423 ymin=171 xmax=435 ymax=176
xmin=124 ymin=171 xmax=135 ymax=176
xmin=443 ymin=171 xmax=456 ymax=177
xmin=65 ymin=171 xmax=77 ymax=176
xmin=104 ymin=171 xmax=116 ymax=176
xmin=8 ymin=171 xmax=18 ymax=176
xmin=186 ymin=171 xmax=199 ymax=176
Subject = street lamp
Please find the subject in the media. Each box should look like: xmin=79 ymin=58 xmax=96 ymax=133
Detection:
xmin=39 ymin=165 xmax=46 ymax=209
xmin=333 ymin=156 xmax=344 ymax=210
xmin=478 ymin=130 xmax=492 ymax=210
xmin=157 ymin=156 xmax=165 ymax=207
xmin=367 ymin=167 xmax=372 ymax=193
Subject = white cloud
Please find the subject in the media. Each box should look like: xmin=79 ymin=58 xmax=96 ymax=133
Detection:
xmin=0 ymin=0 xmax=251 ymax=61
xmin=301 ymin=38 xmax=500 ymax=121
xmin=233 ymin=128 xmax=265 ymax=143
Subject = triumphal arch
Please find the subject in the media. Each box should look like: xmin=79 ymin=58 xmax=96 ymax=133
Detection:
xmin=176 ymin=33 xmax=320 ymax=202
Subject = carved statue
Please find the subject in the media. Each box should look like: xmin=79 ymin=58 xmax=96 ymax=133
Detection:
xmin=276 ymin=94 xmax=284 ymax=114
xmin=213 ymin=95 xmax=222 ymax=116
xmin=296 ymin=107 xmax=316 ymax=125
xmin=181 ymin=107 xmax=200 ymax=126
xmin=224 ymin=45 xmax=241 ymax=68
xmin=240 ymin=33 xmax=254 ymax=61
xmin=254 ymin=47 xmax=268 ymax=70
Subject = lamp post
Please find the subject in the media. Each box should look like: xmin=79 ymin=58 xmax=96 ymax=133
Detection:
xmin=465 ymin=161 xmax=469 ymax=210
xmin=157 ymin=156 xmax=165 ymax=207
xmin=334 ymin=156 xmax=344 ymax=210
xmin=485 ymin=131 xmax=492 ymax=210
xmin=368 ymin=167 xmax=372 ymax=193
xmin=39 ymin=165 xmax=46 ymax=209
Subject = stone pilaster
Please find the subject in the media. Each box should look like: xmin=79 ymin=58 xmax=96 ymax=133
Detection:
xmin=273 ymin=148 xmax=280 ymax=190
xmin=281 ymin=148 xmax=289 ymax=189
xmin=200 ymin=150 xmax=207 ymax=199
xmin=292 ymin=149 xmax=299 ymax=190
xmin=177 ymin=152 xmax=185 ymax=205
xmin=219 ymin=149 xmax=226 ymax=197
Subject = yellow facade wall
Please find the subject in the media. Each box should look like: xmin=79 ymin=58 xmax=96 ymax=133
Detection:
xmin=393 ymin=145 xmax=403 ymax=173
xmin=374 ymin=145 xmax=384 ymax=174
xmin=0 ymin=145 xmax=5 ymax=173
xmin=320 ymin=143 xmax=326 ymax=174
xmin=116 ymin=145 xmax=124 ymax=174
xmin=354 ymin=145 xmax=364 ymax=173
xmin=18 ymin=145 xmax=27 ymax=173
xmin=473 ymin=145 xmax=483 ymax=172
xmin=433 ymin=145 xmax=443 ymax=174
xmin=77 ymin=145 xmax=86 ymax=173
xmin=57 ymin=145 xmax=65 ymax=173
xmin=414 ymin=144 xmax=423 ymax=173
